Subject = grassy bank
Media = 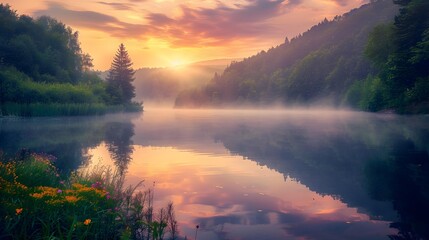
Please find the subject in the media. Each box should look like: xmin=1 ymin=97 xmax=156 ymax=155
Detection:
xmin=0 ymin=102 xmax=143 ymax=117
xmin=0 ymin=152 xmax=177 ymax=239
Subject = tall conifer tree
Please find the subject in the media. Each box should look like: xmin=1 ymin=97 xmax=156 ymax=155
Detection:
xmin=106 ymin=43 xmax=135 ymax=104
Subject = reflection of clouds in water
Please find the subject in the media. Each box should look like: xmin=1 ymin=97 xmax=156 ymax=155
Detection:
xmin=118 ymin=144 xmax=395 ymax=239
xmin=196 ymin=211 xmax=304 ymax=227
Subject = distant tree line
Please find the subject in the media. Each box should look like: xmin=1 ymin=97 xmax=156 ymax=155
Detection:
xmin=0 ymin=4 xmax=141 ymax=116
xmin=175 ymin=0 xmax=429 ymax=113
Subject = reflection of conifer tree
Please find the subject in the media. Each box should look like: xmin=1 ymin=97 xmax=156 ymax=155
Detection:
xmin=104 ymin=122 xmax=135 ymax=175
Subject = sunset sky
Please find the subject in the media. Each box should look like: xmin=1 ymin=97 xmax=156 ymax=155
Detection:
xmin=4 ymin=0 xmax=368 ymax=70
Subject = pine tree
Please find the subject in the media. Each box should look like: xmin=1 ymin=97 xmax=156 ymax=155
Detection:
xmin=106 ymin=43 xmax=136 ymax=104
xmin=387 ymin=0 xmax=429 ymax=102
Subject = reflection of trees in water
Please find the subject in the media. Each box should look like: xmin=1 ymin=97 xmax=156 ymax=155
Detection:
xmin=365 ymin=139 xmax=429 ymax=240
xmin=0 ymin=118 xmax=105 ymax=172
xmin=215 ymin=124 xmax=397 ymax=221
xmin=0 ymin=116 xmax=136 ymax=174
xmin=104 ymin=122 xmax=135 ymax=175
xmin=213 ymin=117 xmax=429 ymax=238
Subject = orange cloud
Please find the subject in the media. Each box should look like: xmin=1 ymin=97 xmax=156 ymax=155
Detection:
xmin=34 ymin=2 xmax=149 ymax=38
xmin=5 ymin=0 xmax=370 ymax=68
xmin=96 ymin=2 xmax=135 ymax=11
xmin=34 ymin=0 xmax=303 ymax=48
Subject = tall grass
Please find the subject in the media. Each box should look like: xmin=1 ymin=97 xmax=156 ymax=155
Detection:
xmin=0 ymin=102 xmax=143 ymax=117
xmin=0 ymin=152 xmax=177 ymax=239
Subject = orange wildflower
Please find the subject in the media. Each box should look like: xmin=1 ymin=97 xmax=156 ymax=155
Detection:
xmin=15 ymin=208 xmax=23 ymax=215
xmin=65 ymin=195 xmax=80 ymax=203
xmin=83 ymin=219 xmax=91 ymax=225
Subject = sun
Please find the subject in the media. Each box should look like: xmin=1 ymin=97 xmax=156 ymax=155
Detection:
xmin=169 ymin=59 xmax=188 ymax=68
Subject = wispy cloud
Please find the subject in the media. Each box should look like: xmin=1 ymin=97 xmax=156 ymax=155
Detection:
xmin=35 ymin=2 xmax=117 ymax=26
xmin=34 ymin=0 xmax=303 ymax=47
xmin=147 ymin=0 xmax=303 ymax=46
xmin=34 ymin=2 xmax=148 ymax=38
xmin=97 ymin=2 xmax=134 ymax=11
xmin=330 ymin=0 xmax=350 ymax=7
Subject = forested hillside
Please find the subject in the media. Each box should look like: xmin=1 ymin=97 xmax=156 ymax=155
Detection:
xmin=0 ymin=4 xmax=141 ymax=116
xmin=175 ymin=0 xmax=399 ymax=109
xmin=348 ymin=0 xmax=429 ymax=112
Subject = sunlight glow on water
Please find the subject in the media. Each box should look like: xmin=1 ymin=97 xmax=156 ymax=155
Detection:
xmin=86 ymin=143 xmax=395 ymax=240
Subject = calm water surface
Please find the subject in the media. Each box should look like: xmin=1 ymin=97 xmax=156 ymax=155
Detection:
xmin=1 ymin=108 xmax=429 ymax=239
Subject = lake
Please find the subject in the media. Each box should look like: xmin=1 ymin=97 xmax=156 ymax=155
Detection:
xmin=1 ymin=108 xmax=428 ymax=240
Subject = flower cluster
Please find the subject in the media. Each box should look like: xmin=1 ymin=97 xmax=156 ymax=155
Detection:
xmin=0 ymin=162 xmax=28 ymax=197
xmin=1 ymin=153 xmax=177 ymax=239
xmin=0 ymin=155 xmax=117 ymax=239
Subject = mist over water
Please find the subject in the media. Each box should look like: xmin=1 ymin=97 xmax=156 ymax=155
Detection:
xmin=1 ymin=108 xmax=429 ymax=239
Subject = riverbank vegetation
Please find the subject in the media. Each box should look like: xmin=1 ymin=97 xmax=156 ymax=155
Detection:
xmin=0 ymin=4 xmax=142 ymax=116
xmin=0 ymin=152 xmax=178 ymax=239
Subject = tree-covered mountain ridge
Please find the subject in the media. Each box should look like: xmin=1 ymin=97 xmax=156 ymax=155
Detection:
xmin=175 ymin=0 xmax=426 ymax=112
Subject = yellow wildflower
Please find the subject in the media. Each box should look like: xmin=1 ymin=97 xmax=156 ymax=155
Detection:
xmin=72 ymin=183 xmax=85 ymax=189
xmin=45 ymin=199 xmax=65 ymax=205
xmin=36 ymin=186 xmax=58 ymax=197
xmin=15 ymin=208 xmax=23 ymax=215
xmin=83 ymin=219 xmax=91 ymax=225
xmin=30 ymin=186 xmax=58 ymax=199
xmin=65 ymin=195 xmax=80 ymax=203
xmin=30 ymin=193 xmax=44 ymax=199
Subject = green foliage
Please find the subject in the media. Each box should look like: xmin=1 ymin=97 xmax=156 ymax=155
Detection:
xmin=388 ymin=0 xmax=429 ymax=89
xmin=0 ymin=66 xmax=119 ymax=116
xmin=362 ymin=0 xmax=429 ymax=112
xmin=14 ymin=155 xmax=60 ymax=188
xmin=1 ymin=103 xmax=115 ymax=117
xmin=0 ymin=153 xmax=178 ymax=240
xmin=0 ymin=4 xmax=142 ymax=116
xmin=106 ymin=44 xmax=136 ymax=105
xmin=0 ymin=4 xmax=87 ymax=84
xmin=345 ymin=76 xmax=388 ymax=111
xmin=284 ymin=49 xmax=334 ymax=102
xmin=410 ymin=28 xmax=429 ymax=64
xmin=365 ymin=24 xmax=395 ymax=69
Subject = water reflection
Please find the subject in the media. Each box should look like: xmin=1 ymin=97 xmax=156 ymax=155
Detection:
xmin=365 ymin=138 xmax=429 ymax=240
xmin=0 ymin=114 xmax=137 ymax=173
xmin=118 ymin=146 xmax=392 ymax=240
xmin=104 ymin=121 xmax=135 ymax=175
xmin=1 ymin=109 xmax=429 ymax=239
